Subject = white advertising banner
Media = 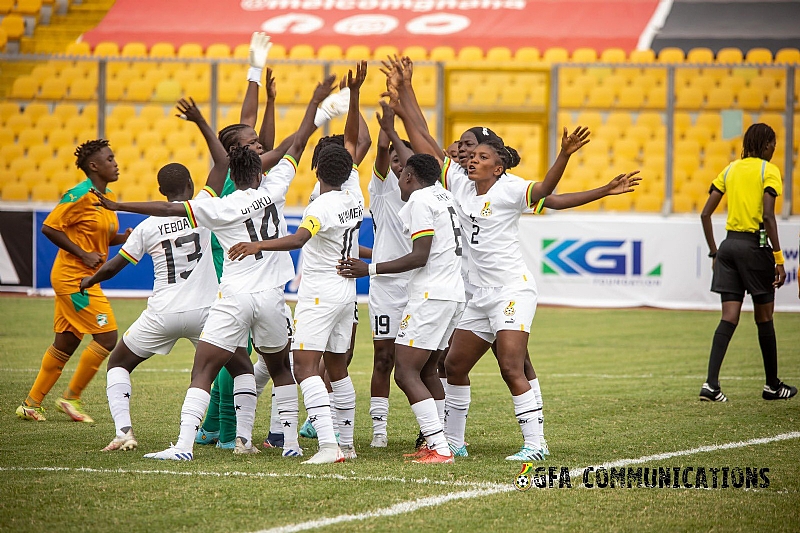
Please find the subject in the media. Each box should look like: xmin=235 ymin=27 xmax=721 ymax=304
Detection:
xmin=519 ymin=214 xmax=800 ymax=312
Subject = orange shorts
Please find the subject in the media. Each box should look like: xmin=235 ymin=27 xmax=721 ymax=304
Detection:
xmin=53 ymin=286 xmax=117 ymax=339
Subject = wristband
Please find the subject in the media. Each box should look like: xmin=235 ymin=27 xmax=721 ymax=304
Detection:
xmin=369 ymin=262 xmax=378 ymax=276
xmin=247 ymin=67 xmax=263 ymax=85
xmin=773 ymin=250 xmax=784 ymax=265
xmin=708 ymin=251 xmax=717 ymax=258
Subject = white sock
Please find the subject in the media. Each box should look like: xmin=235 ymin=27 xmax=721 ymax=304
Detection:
xmin=512 ymin=388 xmax=541 ymax=450
xmin=411 ymin=398 xmax=450 ymax=456
xmin=106 ymin=366 xmax=132 ymax=437
xmin=176 ymin=387 xmax=210 ymax=451
xmin=529 ymin=378 xmax=545 ymax=440
xmin=274 ymin=384 xmax=299 ymax=448
xmin=435 ymin=399 xmax=445 ymax=427
xmin=370 ymin=396 xmax=389 ymax=436
xmin=299 ymin=376 xmax=336 ymax=446
xmin=331 ymin=376 xmax=356 ymax=447
xmin=254 ymin=356 xmax=271 ymax=397
xmin=269 ymin=387 xmax=282 ymax=434
xmin=444 ymin=383 xmax=470 ymax=449
xmin=233 ymin=374 xmax=257 ymax=445
xmin=329 ymin=392 xmax=339 ymax=436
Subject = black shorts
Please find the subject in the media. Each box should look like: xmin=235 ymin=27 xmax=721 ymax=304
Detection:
xmin=711 ymin=231 xmax=775 ymax=300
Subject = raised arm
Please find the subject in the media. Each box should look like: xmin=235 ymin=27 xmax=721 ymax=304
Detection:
xmin=344 ymin=61 xmax=368 ymax=162
xmin=176 ymin=97 xmax=228 ymax=196
xmin=260 ymin=69 xmax=277 ymax=150
xmin=543 ymin=171 xmax=640 ymax=210
xmin=374 ymin=125 xmax=391 ymax=179
xmin=376 ymin=101 xmax=414 ymax=167
xmin=284 ymin=75 xmax=337 ymax=163
xmin=80 ymin=254 xmax=129 ymax=293
xmin=91 ymin=189 xmax=186 ymax=218
xmin=528 ymin=126 xmax=590 ymax=203
xmin=240 ymin=32 xmax=272 ymax=127
xmin=355 ymin=109 xmax=372 ymax=166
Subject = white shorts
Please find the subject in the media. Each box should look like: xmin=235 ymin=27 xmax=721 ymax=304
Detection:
xmin=395 ymin=299 xmax=465 ymax=351
xmin=123 ymin=307 xmax=210 ymax=358
xmin=283 ymin=302 xmax=295 ymax=339
xmin=292 ymin=299 xmax=355 ymax=353
xmin=457 ymin=279 xmax=538 ymax=343
xmin=463 ymin=278 xmax=478 ymax=304
xmin=368 ymin=276 xmax=408 ymax=340
xmin=200 ymin=287 xmax=288 ymax=353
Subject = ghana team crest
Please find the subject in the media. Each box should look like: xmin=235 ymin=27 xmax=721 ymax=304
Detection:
xmin=399 ymin=315 xmax=411 ymax=330
xmin=504 ymin=302 xmax=516 ymax=316
xmin=481 ymin=201 xmax=492 ymax=217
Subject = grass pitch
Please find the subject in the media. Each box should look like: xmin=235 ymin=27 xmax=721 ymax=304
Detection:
xmin=1 ymin=297 xmax=799 ymax=532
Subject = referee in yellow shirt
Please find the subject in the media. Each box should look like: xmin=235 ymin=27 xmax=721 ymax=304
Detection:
xmin=699 ymin=123 xmax=796 ymax=402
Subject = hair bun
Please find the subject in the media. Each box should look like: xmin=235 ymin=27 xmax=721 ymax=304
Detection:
xmin=504 ymin=146 xmax=521 ymax=169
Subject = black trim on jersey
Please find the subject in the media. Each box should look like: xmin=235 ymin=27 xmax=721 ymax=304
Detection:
xmin=710 ymin=184 xmax=723 ymax=195
xmin=765 ymin=186 xmax=778 ymax=197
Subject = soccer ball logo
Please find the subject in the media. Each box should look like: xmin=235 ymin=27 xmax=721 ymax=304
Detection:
xmin=481 ymin=202 xmax=492 ymax=217
xmin=399 ymin=315 xmax=411 ymax=330
xmin=513 ymin=473 xmax=532 ymax=491
xmin=504 ymin=301 xmax=516 ymax=316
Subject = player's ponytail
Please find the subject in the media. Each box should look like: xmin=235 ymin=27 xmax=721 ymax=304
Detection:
xmin=228 ymin=145 xmax=262 ymax=187
xmin=218 ymin=124 xmax=250 ymax=152
xmin=504 ymin=145 xmax=521 ymax=170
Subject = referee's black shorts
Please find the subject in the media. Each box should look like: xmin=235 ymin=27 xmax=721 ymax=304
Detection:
xmin=711 ymin=231 xmax=775 ymax=303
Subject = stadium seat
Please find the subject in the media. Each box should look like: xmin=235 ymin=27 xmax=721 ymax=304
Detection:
xmin=5 ymin=113 xmax=32 ymax=136
xmin=558 ymin=84 xmax=585 ymax=108
xmin=485 ymin=47 xmax=512 ymax=62
xmin=675 ymin=86 xmax=703 ymax=109
xmin=401 ymin=46 xmax=427 ymax=60
xmin=643 ymin=87 xmax=666 ymax=108
xmin=9 ymin=157 xmax=37 ymax=176
xmin=745 ymin=48 xmax=773 ymax=64
xmin=10 ymin=76 xmax=38 ymax=99
xmin=0 ymin=102 xmax=20 ymax=124
xmin=737 ymin=87 xmax=764 ymax=109
xmin=612 ymin=138 xmax=640 ymax=161
xmin=30 ymin=181 xmax=61 ymax=202
xmin=119 ymin=183 xmax=151 ymax=202
xmin=543 ymin=47 xmax=568 ymax=63
xmin=617 ymin=86 xmax=644 ymax=108
xmin=204 ymin=43 xmax=230 ymax=59
xmin=345 ymin=45 xmax=371 ymax=60
xmin=121 ymin=42 xmax=148 ymax=57
xmin=17 ymin=127 xmax=45 ymax=148
xmin=775 ymin=48 xmax=800 ymax=64
xmin=764 ymin=88 xmax=786 ymax=110
xmin=288 ymin=44 xmax=314 ymax=59
xmin=572 ymin=48 xmax=597 ymax=63
xmin=38 ymin=158 xmax=65 ymax=180
xmin=39 ymin=78 xmax=68 ymax=99
xmin=575 ymin=111 xmax=603 ymax=131
xmin=687 ymin=47 xmax=714 ymax=64
xmin=23 ymin=102 xmax=49 ymax=122
xmin=658 ymin=48 xmax=685 ymax=63
xmin=1 ymin=14 xmax=25 ymax=46
xmin=93 ymin=41 xmax=120 ymax=56
xmin=716 ymin=48 xmax=743 ymax=64
xmin=627 ymin=49 xmax=655 ymax=63
xmin=139 ymin=105 xmax=165 ymax=123
xmin=317 ymin=44 xmax=342 ymax=60
xmin=1 ymin=181 xmax=29 ymax=201
xmin=705 ymin=87 xmax=734 ymax=109
xmin=67 ymin=78 xmax=96 ymax=100
xmin=0 ymin=128 xmax=13 ymax=146
xmin=515 ymin=47 xmax=540 ymax=62
xmin=429 ymin=46 xmax=456 ymax=61
xmin=600 ymin=48 xmax=626 ymax=63
xmin=148 ymin=42 xmax=175 ymax=58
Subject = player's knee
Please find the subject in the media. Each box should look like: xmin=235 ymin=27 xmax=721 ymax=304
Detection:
xmin=373 ymin=350 xmax=395 ymax=375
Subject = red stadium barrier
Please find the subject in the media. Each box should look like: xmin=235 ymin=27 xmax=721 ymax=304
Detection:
xmin=82 ymin=0 xmax=659 ymax=54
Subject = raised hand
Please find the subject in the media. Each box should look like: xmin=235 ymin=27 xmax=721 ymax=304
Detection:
xmin=266 ymin=67 xmax=277 ymax=99
xmin=380 ymin=85 xmax=400 ymax=109
xmin=376 ymin=100 xmax=395 ymax=131
xmin=313 ymin=74 xmax=338 ymax=103
xmin=175 ymin=97 xmax=205 ymax=124
xmin=346 ymin=60 xmax=368 ymax=91
xmin=605 ymin=170 xmax=641 ymax=195
xmin=228 ymin=241 xmax=262 ymax=261
xmin=561 ymin=126 xmax=591 ymax=156
xmin=380 ymin=57 xmax=402 ymax=89
xmin=336 ymin=258 xmax=369 ymax=278
xmin=249 ymin=31 xmax=272 ymax=69
xmin=400 ymin=56 xmax=413 ymax=83
xmin=91 ymin=188 xmax=118 ymax=211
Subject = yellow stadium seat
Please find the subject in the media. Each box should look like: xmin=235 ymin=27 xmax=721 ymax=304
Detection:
xmin=574 ymin=111 xmax=602 ymax=131
xmin=17 ymin=127 xmax=44 ymax=148
xmin=627 ymin=49 xmax=654 ymax=63
xmin=486 ymin=47 xmax=512 ymax=62
xmin=26 ymin=144 xmax=52 ymax=166
xmin=65 ymin=41 xmax=91 ymax=56
xmin=121 ymin=42 xmax=148 ymax=57
xmin=704 ymin=139 xmax=731 ymax=159
xmin=775 ymin=48 xmax=800 ymax=64
xmin=139 ymin=105 xmax=165 ymax=123
xmin=515 ymin=47 xmax=540 ymax=62
xmin=572 ymin=47 xmax=597 ymax=63
xmin=644 ymin=87 xmax=666 ymax=108
xmin=745 ymin=48 xmax=772 ymax=64
xmin=9 ymin=157 xmax=36 ymax=176
xmin=599 ymin=48 xmax=626 ymax=63
xmin=749 ymin=76 xmax=778 ymax=93
xmin=5 ymin=113 xmax=32 ymax=135
xmin=345 ymin=45 xmax=370 ymax=60
xmin=47 ymin=127 xmax=74 ymax=148
xmin=687 ymin=47 xmax=714 ymax=63
xmin=106 ymin=104 xmax=135 ymax=124
xmin=218 ymin=79 xmax=243 ymax=104
xmin=1 ymin=181 xmax=29 ymax=201
xmin=1 ymin=14 xmax=25 ymax=41
xmin=612 ymin=138 xmax=640 ymax=161
xmin=716 ymin=48 xmax=743 ymax=64
xmin=633 ymin=194 xmax=663 ymax=212
xmin=23 ymin=102 xmax=49 ymax=122
xmin=682 ymin=126 xmax=712 ymax=147
xmin=401 ymin=46 xmax=427 ymax=60
xmin=689 ymin=75 xmax=716 ymax=95
xmin=0 ymin=27 xmax=6 ymax=52
xmin=67 ymin=78 xmax=96 ymax=100
xmin=183 ymin=79 xmax=209 ymax=102
xmin=430 ymin=46 xmax=455 ymax=61
xmin=617 ymin=86 xmax=644 ymax=108
xmin=31 ymin=181 xmax=61 ymax=202
xmin=764 ymin=88 xmax=786 ymax=110
xmin=39 ymin=78 xmax=68 ymax=99
xmin=658 ymin=47 xmax=684 ymax=63
xmin=558 ymin=84 xmax=585 ymax=108
xmin=543 ymin=47 xmax=568 ymax=63
xmin=675 ymin=86 xmax=703 ymax=108
xmin=0 ymin=102 xmax=20 ymax=123
xmin=499 ymin=84 xmax=527 ymax=106
xmin=695 ymin=113 xmax=721 ymax=133
xmin=123 ymin=79 xmax=153 ymax=101
xmin=317 ymin=44 xmax=342 ymax=60
xmin=0 ymin=129 xmax=13 ymax=146
xmin=177 ymin=43 xmax=203 ymax=58
xmin=373 ymin=45 xmax=399 ymax=60
xmin=268 ymin=44 xmax=286 ymax=59
xmin=289 ymin=44 xmax=314 ymax=59
xmin=204 ymin=43 xmax=230 ymax=59
xmin=626 ymin=124 xmax=651 ymax=142
xmin=705 ymin=87 xmax=734 ymax=109
xmin=136 ymin=130 xmax=163 ymax=150
xmin=64 ymin=115 xmax=93 ymax=134
xmin=456 ymin=46 xmax=482 ymax=62
xmin=643 ymin=139 xmax=665 ymax=156
xmin=737 ymin=87 xmax=764 ymax=109
xmin=595 ymin=124 xmax=621 ymax=140
xmin=29 ymin=64 xmax=58 ymax=85
xmin=93 ymin=41 xmax=120 ymax=56
xmin=10 ymin=76 xmax=38 ymax=99
xmin=119 ymin=184 xmax=151 ymax=202
xmin=38 ymin=159 xmax=65 ymax=180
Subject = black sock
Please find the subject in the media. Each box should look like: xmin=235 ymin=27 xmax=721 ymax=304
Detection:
xmin=757 ymin=320 xmax=780 ymax=389
xmin=707 ymin=320 xmax=737 ymax=389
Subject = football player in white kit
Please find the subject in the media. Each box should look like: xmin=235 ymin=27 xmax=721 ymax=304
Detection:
xmin=338 ymin=153 xmax=464 ymax=463
xmin=80 ymin=163 xmax=219 ymax=452
xmin=91 ymin=75 xmax=337 ymax=460
xmin=365 ymin=102 xmax=415 ymax=448
xmin=230 ymin=64 xmax=367 ymax=464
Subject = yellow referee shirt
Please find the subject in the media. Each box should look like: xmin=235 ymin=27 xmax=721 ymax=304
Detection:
xmin=711 ymin=157 xmax=782 ymax=232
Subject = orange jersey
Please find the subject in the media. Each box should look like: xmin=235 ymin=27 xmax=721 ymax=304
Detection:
xmin=43 ymin=179 xmax=119 ymax=294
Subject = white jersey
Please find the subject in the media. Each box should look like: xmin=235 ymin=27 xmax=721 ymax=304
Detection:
xmin=298 ymin=189 xmax=363 ymax=303
xmin=441 ymin=157 xmax=544 ymax=288
xmin=183 ymin=156 xmax=297 ymax=297
xmin=398 ymin=184 xmax=465 ymax=302
xmin=118 ymin=208 xmax=217 ymax=314
xmin=368 ymin=167 xmax=411 ymax=280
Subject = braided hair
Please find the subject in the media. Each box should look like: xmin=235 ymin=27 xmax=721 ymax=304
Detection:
xmin=389 ymin=139 xmax=412 ymax=154
xmin=74 ymin=139 xmax=111 ymax=173
xmin=477 ymin=138 xmax=521 ymax=174
xmin=157 ymin=163 xmax=192 ymax=198
xmin=228 ymin=145 xmax=262 ymax=187
xmin=315 ymin=144 xmax=353 ymax=187
xmin=218 ymin=124 xmax=250 ymax=152
xmin=404 ymin=154 xmax=441 ymax=186
xmin=741 ymin=123 xmax=776 ymax=160
xmin=311 ymin=134 xmax=344 ymax=170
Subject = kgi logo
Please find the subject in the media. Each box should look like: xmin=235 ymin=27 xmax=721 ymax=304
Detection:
xmin=542 ymin=239 xmax=662 ymax=276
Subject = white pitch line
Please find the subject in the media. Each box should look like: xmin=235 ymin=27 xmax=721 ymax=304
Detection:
xmin=255 ymin=431 xmax=800 ymax=533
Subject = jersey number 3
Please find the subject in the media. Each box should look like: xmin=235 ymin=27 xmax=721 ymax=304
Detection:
xmin=160 ymin=233 xmax=202 ymax=284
